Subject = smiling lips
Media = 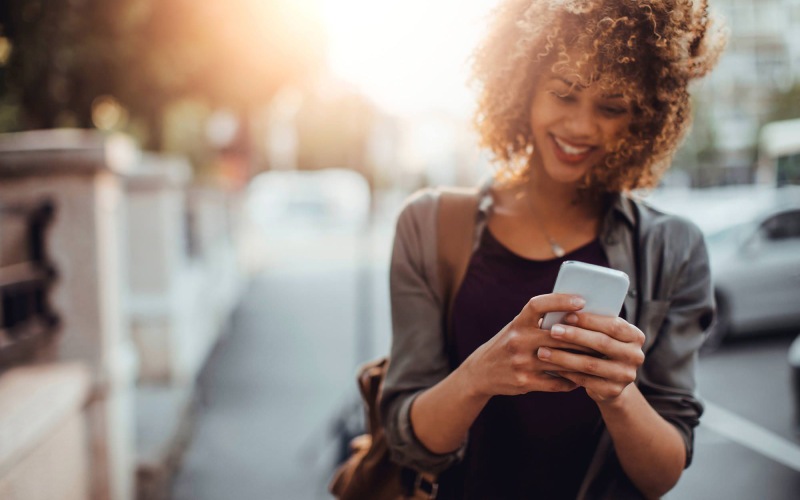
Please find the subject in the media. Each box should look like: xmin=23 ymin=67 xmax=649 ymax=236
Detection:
xmin=550 ymin=134 xmax=596 ymax=164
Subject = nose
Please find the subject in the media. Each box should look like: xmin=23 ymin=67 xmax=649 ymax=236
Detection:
xmin=563 ymin=104 xmax=598 ymax=139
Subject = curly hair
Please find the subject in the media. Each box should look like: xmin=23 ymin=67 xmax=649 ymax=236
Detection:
xmin=471 ymin=0 xmax=728 ymax=192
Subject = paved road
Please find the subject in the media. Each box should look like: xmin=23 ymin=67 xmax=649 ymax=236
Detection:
xmin=173 ymin=225 xmax=800 ymax=499
xmin=667 ymin=334 xmax=800 ymax=499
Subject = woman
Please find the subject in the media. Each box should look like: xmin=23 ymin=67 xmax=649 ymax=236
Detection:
xmin=380 ymin=0 xmax=727 ymax=499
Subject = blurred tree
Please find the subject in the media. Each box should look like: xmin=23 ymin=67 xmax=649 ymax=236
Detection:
xmin=671 ymin=94 xmax=719 ymax=187
xmin=0 ymin=0 xmax=324 ymax=152
xmin=0 ymin=0 xmax=149 ymax=129
xmin=766 ymin=83 xmax=800 ymax=123
xmin=295 ymin=88 xmax=377 ymax=182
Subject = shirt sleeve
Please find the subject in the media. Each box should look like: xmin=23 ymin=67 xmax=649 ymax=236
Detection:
xmin=637 ymin=219 xmax=714 ymax=468
xmin=378 ymin=189 xmax=467 ymax=473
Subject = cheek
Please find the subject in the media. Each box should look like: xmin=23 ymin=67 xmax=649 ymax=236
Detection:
xmin=530 ymin=103 xmax=560 ymax=139
xmin=604 ymin=120 xmax=632 ymax=148
xmin=528 ymin=100 xmax=544 ymax=133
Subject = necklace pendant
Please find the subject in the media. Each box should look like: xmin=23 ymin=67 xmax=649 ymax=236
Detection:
xmin=551 ymin=243 xmax=566 ymax=258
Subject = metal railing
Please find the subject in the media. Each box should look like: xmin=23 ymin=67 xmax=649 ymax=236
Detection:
xmin=0 ymin=200 xmax=60 ymax=369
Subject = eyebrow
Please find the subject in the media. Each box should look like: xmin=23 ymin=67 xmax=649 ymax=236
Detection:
xmin=552 ymin=76 xmax=581 ymax=91
xmin=550 ymin=76 xmax=626 ymax=100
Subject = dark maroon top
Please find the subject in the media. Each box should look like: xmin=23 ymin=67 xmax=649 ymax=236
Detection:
xmin=445 ymin=228 xmax=614 ymax=500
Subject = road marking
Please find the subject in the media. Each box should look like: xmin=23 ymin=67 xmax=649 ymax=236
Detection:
xmin=702 ymin=401 xmax=800 ymax=472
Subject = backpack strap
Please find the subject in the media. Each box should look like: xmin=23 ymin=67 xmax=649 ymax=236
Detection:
xmin=436 ymin=187 xmax=481 ymax=347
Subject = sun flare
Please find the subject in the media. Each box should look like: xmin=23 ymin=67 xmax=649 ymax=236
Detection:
xmin=320 ymin=0 xmax=495 ymax=116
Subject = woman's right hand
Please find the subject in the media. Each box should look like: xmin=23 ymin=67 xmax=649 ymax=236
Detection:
xmin=459 ymin=293 xmax=592 ymax=397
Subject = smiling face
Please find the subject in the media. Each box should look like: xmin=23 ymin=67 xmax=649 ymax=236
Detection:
xmin=528 ymin=69 xmax=633 ymax=187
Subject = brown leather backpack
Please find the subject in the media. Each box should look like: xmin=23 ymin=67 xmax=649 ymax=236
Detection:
xmin=329 ymin=188 xmax=480 ymax=500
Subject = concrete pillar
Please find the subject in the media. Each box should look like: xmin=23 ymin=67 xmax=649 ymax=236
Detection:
xmin=0 ymin=363 xmax=91 ymax=500
xmin=124 ymin=154 xmax=195 ymax=385
xmin=0 ymin=129 xmax=138 ymax=500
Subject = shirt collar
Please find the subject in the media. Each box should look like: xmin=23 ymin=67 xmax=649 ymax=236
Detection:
xmin=608 ymin=191 xmax=636 ymax=228
xmin=475 ymin=176 xmax=636 ymax=229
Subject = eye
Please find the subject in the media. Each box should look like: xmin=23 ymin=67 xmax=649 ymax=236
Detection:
xmin=548 ymin=90 xmax=576 ymax=102
xmin=599 ymin=105 xmax=628 ymax=117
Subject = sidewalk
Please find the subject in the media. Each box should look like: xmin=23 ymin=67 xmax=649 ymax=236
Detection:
xmin=172 ymin=229 xmax=392 ymax=500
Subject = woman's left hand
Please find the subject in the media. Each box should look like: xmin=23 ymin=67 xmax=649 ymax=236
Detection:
xmin=536 ymin=312 xmax=646 ymax=403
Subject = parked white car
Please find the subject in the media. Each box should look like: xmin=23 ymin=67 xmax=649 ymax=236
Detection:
xmin=702 ymin=187 xmax=800 ymax=347
xmin=645 ymin=186 xmax=800 ymax=349
xmin=246 ymin=168 xmax=371 ymax=237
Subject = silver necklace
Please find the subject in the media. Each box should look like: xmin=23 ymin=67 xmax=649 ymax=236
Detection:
xmin=524 ymin=193 xmax=566 ymax=258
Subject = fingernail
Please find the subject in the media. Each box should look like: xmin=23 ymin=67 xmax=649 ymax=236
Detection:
xmin=551 ymin=325 xmax=565 ymax=337
xmin=538 ymin=347 xmax=552 ymax=359
xmin=571 ymin=297 xmax=586 ymax=308
xmin=565 ymin=313 xmax=578 ymax=324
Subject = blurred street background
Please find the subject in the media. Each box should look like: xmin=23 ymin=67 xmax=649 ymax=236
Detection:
xmin=0 ymin=1 xmax=799 ymax=499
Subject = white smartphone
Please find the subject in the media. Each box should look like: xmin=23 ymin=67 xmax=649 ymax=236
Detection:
xmin=540 ymin=261 xmax=630 ymax=330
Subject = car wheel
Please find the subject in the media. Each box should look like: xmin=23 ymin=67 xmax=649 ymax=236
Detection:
xmin=702 ymin=291 xmax=730 ymax=353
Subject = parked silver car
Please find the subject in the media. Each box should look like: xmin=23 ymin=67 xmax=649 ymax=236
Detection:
xmin=702 ymin=187 xmax=800 ymax=348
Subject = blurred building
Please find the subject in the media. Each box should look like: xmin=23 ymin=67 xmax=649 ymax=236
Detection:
xmin=695 ymin=0 xmax=800 ymax=182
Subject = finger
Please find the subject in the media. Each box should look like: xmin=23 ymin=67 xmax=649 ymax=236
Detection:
xmin=533 ymin=373 xmax=579 ymax=393
xmin=554 ymin=346 xmax=605 ymax=358
xmin=536 ymin=359 xmax=581 ymax=373
xmin=511 ymin=350 xmax=601 ymax=383
xmin=549 ymin=324 xmax=644 ymax=365
xmin=537 ymin=347 xmax=637 ymax=384
xmin=509 ymin=352 xmax=574 ymax=374
xmin=509 ymin=366 xmax=579 ymax=393
xmin=557 ymin=371 xmax=628 ymax=401
xmin=517 ymin=294 xmax=586 ymax=327
xmin=504 ymin=328 xmax=599 ymax=356
xmin=564 ymin=313 xmax=645 ymax=345
xmin=547 ymin=341 xmax=602 ymax=356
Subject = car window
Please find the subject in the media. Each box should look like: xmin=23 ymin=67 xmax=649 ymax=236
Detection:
xmin=761 ymin=210 xmax=800 ymax=241
xmin=705 ymin=222 xmax=749 ymax=246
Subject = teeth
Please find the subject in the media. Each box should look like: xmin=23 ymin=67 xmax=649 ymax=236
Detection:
xmin=554 ymin=136 xmax=591 ymax=155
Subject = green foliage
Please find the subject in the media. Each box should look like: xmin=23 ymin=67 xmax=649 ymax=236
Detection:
xmin=296 ymin=92 xmax=376 ymax=171
xmin=0 ymin=0 xmax=324 ymax=150
xmin=766 ymin=83 xmax=800 ymax=123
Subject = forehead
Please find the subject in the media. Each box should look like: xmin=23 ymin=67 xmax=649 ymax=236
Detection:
xmin=544 ymin=47 xmax=642 ymax=99
xmin=546 ymin=74 xmax=630 ymax=98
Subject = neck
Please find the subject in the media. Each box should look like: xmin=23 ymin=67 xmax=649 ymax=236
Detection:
xmin=524 ymin=169 xmax=601 ymax=225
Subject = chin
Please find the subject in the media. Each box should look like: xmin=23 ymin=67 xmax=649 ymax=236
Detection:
xmin=543 ymin=164 xmax=591 ymax=185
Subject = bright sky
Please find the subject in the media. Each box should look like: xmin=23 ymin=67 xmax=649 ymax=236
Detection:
xmin=320 ymin=0 xmax=497 ymax=116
